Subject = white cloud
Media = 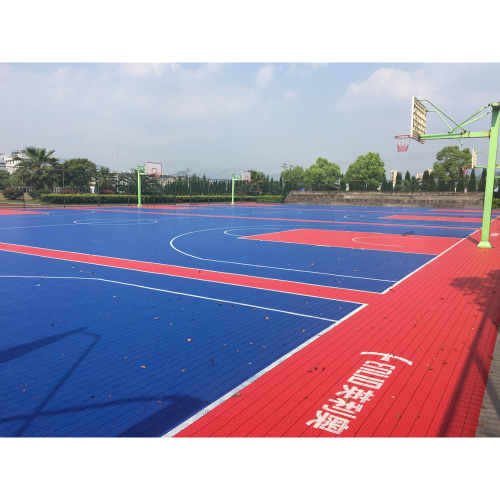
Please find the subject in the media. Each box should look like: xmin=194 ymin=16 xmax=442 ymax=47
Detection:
xmin=255 ymin=64 xmax=276 ymax=87
xmin=118 ymin=63 xmax=226 ymax=82
xmin=336 ymin=68 xmax=433 ymax=109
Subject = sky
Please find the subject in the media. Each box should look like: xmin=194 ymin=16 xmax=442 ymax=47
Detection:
xmin=2 ymin=3 xmax=499 ymax=182
xmin=3 ymin=62 xmax=499 ymax=180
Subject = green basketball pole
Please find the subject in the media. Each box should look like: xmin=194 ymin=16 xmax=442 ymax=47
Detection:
xmin=136 ymin=165 xmax=146 ymax=207
xmin=408 ymin=100 xmax=500 ymax=249
xmin=478 ymin=104 xmax=500 ymax=248
xmin=231 ymin=173 xmax=242 ymax=205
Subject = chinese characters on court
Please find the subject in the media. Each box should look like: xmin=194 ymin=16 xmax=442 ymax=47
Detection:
xmin=306 ymin=352 xmax=412 ymax=435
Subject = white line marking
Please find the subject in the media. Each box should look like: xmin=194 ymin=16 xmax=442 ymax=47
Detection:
xmin=0 ymin=241 xmax=374 ymax=300
xmin=0 ymin=240 xmax=378 ymax=298
xmin=352 ymin=237 xmax=404 ymax=248
xmin=163 ymin=303 xmax=368 ymax=437
xmin=73 ymin=219 xmax=158 ymax=225
xmin=0 ymin=223 xmax=82 ymax=230
xmin=380 ymin=230 xmax=476 ymax=294
xmin=170 ymin=225 xmax=395 ymax=283
xmin=343 ymin=214 xmax=382 ymax=221
xmin=0 ymin=275 xmax=340 ymax=322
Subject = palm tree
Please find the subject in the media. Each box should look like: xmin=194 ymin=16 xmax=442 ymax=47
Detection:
xmin=12 ymin=147 xmax=59 ymax=191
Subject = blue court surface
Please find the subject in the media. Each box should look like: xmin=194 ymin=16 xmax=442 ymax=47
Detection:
xmin=0 ymin=204 xmax=486 ymax=436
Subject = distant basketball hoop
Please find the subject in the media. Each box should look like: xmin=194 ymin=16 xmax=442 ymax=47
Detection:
xmin=146 ymin=162 xmax=162 ymax=178
xmin=395 ymin=135 xmax=412 ymax=153
xmin=242 ymin=170 xmax=251 ymax=183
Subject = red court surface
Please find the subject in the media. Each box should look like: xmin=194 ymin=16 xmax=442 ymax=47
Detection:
xmin=0 ymin=241 xmax=375 ymax=303
xmin=432 ymin=209 xmax=484 ymax=212
xmin=242 ymin=228 xmax=461 ymax=254
xmin=175 ymin=219 xmax=500 ymax=437
xmin=384 ymin=214 xmax=484 ymax=223
xmin=0 ymin=210 xmax=46 ymax=215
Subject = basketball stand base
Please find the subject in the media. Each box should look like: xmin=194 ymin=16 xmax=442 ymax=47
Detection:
xmin=477 ymin=241 xmax=493 ymax=249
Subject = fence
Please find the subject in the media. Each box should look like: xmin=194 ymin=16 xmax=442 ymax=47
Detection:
xmin=0 ymin=169 xmax=288 ymax=207
xmin=1 ymin=167 xmax=496 ymax=208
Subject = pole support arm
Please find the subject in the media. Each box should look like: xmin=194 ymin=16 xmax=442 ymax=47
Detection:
xmin=420 ymin=131 xmax=490 ymax=141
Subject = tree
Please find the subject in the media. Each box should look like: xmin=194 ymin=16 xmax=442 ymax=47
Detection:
xmin=344 ymin=152 xmax=385 ymax=191
xmin=456 ymin=169 xmax=465 ymax=192
xmin=433 ymin=146 xmax=472 ymax=191
xmin=11 ymin=147 xmax=59 ymax=191
xmin=428 ymin=170 xmax=436 ymax=191
xmin=59 ymin=158 xmax=97 ymax=193
xmin=436 ymin=177 xmax=447 ymax=191
xmin=0 ymin=170 xmax=11 ymax=190
xmin=2 ymin=186 xmax=23 ymax=199
xmin=421 ymin=170 xmax=430 ymax=191
xmin=248 ymin=170 xmax=268 ymax=195
xmin=95 ymin=167 xmax=118 ymax=194
xmin=403 ymin=171 xmax=412 ymax=191
xmin=468 ymin=168 xmax=477 ymax=192
xmin=280 ymin=165 xmax=304 ymax=192
xmin=478 ymin=167 xmax=487 ymax=192
xmin=394 ymin=171 xmax=403 ymax=191
xmin=302 ymin=157 xmax=341 ymax=191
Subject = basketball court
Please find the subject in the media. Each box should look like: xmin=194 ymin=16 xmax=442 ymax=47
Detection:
xmin=1 ymin=202 xmax=499 ymax=437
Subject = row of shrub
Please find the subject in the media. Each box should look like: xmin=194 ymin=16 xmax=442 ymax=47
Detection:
xmin=2 ymin=187 xmax=24 ymax=199
xmin=39 ymin=194 xmax=285 ymax=205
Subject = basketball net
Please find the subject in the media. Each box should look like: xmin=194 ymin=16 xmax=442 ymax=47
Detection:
xmin=395 ymin=135 xmax=411 ymax=153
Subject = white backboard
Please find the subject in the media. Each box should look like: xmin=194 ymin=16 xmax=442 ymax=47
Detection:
xmin=411 ymin=97 xmax=427 ymax=144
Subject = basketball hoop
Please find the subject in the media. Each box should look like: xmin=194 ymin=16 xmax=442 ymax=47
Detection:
xmin=146 ymin=162 xmax=162 ymax=178
xmin=395 ymin=135 xmax=411 ymax=153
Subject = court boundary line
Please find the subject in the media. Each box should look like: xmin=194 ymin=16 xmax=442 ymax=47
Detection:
xmin=162 ymin=302 xmax=368 ymax=437
xmin=68 ymin=206 xmax=481 ymax=231
xmin=380 ymin=233 xmax=476 ymax=294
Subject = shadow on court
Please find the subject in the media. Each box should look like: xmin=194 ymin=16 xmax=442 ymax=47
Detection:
xmin=0 ymin=326 xmax=207 ymax=437
xmin=118 ymin=394 xmax=206 ymax=437
xmin=440 ymin=269 xmax=500 ymax=436
xmin=0 ymin=327 xmax=89 ymax=364
xmin=0 ymin=327 xmax=100 ymax=437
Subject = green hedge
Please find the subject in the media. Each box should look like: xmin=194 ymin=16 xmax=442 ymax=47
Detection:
xmin=39 ymin=194 xmax=282 ymax=205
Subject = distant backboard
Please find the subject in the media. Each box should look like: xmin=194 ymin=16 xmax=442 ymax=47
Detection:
xmin=242 ymin=170 xmax=251 ymax=182
xmin=146 ymin=162 xmax=162 ymax=177
xmin=471 ymin=149 xmax=477 ymax=169
xmin=411 ymin=97 xmax=427 ymax=144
